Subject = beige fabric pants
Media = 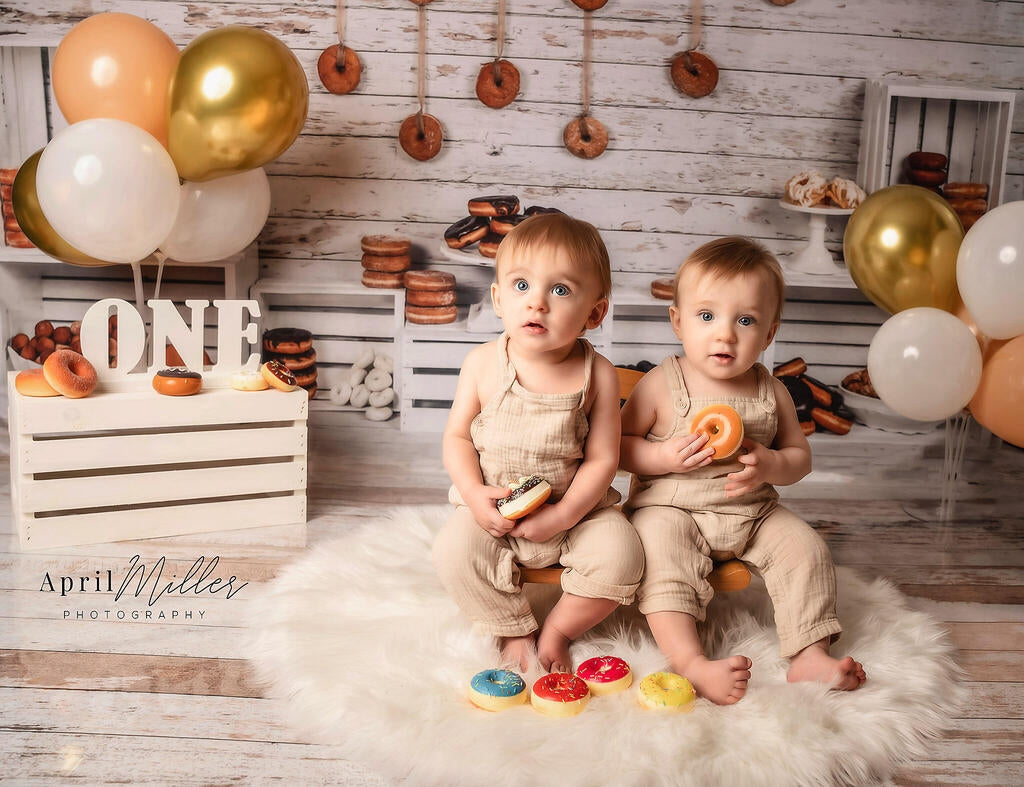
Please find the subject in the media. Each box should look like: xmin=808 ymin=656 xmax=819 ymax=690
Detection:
xmin=631 ymin=503 xmax=841 ymax=657
xmin=433 ymin=505 xmax=644 ymax=637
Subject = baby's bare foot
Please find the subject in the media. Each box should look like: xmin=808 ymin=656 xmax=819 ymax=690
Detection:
xmin=499 ymin=635 xmax=536 ymax=673
xmin=537 ymin=623 xmax=572 ymax=673
xmin=674 ymin=654 xmax=751 ymax=705
xmin=788 ymin=643 xmax=866 ymax=691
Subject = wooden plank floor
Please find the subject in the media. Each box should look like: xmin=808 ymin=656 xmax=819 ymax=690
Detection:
xmin=1 ymin=413 xmax=1022 ymax=785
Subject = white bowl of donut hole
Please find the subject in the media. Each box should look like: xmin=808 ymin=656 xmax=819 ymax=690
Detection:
xmin=839 ymin=382 xmax=942 ymax=434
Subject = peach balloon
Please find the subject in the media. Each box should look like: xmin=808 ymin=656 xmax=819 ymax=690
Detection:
xmin=969 ymin=335 xmax=1024 ymax=448
xmin=52 ymin=13 xmax=179 ymax=147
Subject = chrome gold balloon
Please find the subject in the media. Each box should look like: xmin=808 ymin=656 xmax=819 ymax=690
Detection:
xmin=843 ymin=185 xmax=963 ymax=314
xmin=167 ymin=26 xmax=308 ymax=181
xmin=11 ymin=150 xmax=113 ymax=267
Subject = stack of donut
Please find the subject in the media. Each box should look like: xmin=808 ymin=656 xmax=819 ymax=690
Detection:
xmin=403 ymin=269 xmax=458 ymax=325
xmin=329 ymin=348 xmax=396 ymax=422
xmin=1 ymin=167 xmax=31 ymax=248
xmin=361 ymin=235 xmax=412 ymax=289
xmin=942 ymin=182 xmax=989 ymax=231
xmin=444 ymin=195 xmax=561 ymax=259
xmin=904 ymin=151 xmax=948 ymax=192
xmin=262 ymin=328 xmax=318 ymax=400
xmin=9 ymin=320 xmax=81 ymax=366
xmin=773 ymin=357 xmax=854 ymax=436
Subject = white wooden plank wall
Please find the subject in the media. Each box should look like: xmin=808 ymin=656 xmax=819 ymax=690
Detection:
xmin=1 ymin=0 xmax=1022 ymax=395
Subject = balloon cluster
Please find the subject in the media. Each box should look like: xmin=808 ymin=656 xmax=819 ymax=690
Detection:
xmin=11 ymin=13 xmax=307 ymax=266
xmin=844 ymin=187 xmax=1024 ymax=447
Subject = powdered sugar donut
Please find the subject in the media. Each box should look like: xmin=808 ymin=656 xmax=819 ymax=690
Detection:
xmin=784 ymin=171 xmax=829 ymax=207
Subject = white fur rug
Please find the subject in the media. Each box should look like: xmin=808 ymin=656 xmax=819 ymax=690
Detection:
xmin=249 ymin=506 xmax=963 ymax=787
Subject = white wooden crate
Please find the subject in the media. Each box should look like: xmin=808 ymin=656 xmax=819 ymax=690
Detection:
xmin=251 ymin=279 xmax=404 ymax=412
xmin=7 ymin=373 xmax=308 ymax=550
xmin=857 ymin=80 xmax=1015 ymax=205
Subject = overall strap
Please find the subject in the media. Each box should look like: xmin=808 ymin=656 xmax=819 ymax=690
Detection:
xmin=577 ymin=338 xmax=595 ymax=406
xmin=495 ymin=332 xmax=519 ymax=392
xmin=665 ymin=356 xmax=691 ymax=416
xmin=754 ymin=363 xmax=777 ymax=415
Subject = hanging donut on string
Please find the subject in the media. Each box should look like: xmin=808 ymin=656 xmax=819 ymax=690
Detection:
xmin=317 ymin=0 xmax=362 ymax=94
xmin=563 ymin=1 xmax=608 ymax=159
xmin=476 ymin=0 xmax=520 ymax=109
xmin=400 ymin=0 xmax=443 ymax=161
xmin=670 ymin=0 xmax=719 ymax=98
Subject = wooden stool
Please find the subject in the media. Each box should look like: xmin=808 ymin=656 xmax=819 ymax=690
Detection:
xmin=515 ymin=367 xmax=752 ymax=594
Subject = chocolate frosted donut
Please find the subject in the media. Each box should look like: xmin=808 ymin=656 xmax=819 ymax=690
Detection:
xmin=490 ymin=214 xmax=528 ymax=235
xmin=445 ymin=215 xmax=490 ymax=248
xmin=476 ymin=60 xmax=520 ymax=109
xmin=317 ymin=45 xmax=361 ymax=95
xmin=563 ymin=116 xmax=608 ymax=159
xmin=907 ymin=151 xmax=947 ymax=171
xmin=524 ymin=205 xmax=563 ymax=216
xmin=478 ymin=232 xmax=503 ymax=258
xmin=671 ymin=51 xmax=718 ymax=98
xmin=468 ymin=195 xmax=520 ymax=217
xmin=263 ymin=328 xmax=313 ymax=355
xmin=399 ymin=113 xmax=443 ymax=161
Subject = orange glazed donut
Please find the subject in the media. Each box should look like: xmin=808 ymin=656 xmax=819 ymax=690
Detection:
xmin=690 ymin=403 xmax=744 ymax=460
xmin=670 ymin=51 xmax=719 ymax=98
xmin=563 ymin=115 xmax=608 ymax=159
xmin=317 ymin=44 xmax=361 ymax=95
xmin=42 ymin=349 xmax=97 ymax=399
xmin=476 ymin=59 xmax=520 ymax=109
xmin=399 ymin=113 xmax=443 ymax=162
xmin=15 ymin=368 xmax=59 ymax=397
xmin=152 ymin=368 xmax=202 ymax=396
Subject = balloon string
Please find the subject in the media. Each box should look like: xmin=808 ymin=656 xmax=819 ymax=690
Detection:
xmin=335 ymin=0 xmax=347 ymax=68
xmin=153 ymin=251 xmax=166 ymax=302
xmin=417 ymin=3 xmax=427 ymax=121
xmin=492 ymin=0 xmax=506 ymax=82
xmin=582 ymin=10 xmax=592 ymax=119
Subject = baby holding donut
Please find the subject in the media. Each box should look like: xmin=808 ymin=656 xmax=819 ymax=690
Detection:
xmin=433 ymin=213 xmax=643 ymax=674
xmin=619 ymin=237 xmax=865 ymax=704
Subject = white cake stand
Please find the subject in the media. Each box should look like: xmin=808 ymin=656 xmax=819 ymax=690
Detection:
xmin=779 ymin=200 xmax=854 ymax=275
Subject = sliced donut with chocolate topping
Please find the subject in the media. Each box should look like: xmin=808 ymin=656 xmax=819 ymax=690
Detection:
xmin=445 ymin=215 xmax=489 ymax=249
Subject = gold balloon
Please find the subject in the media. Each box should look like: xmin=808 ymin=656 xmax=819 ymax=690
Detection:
xmin=168 ymin=26 xmax=308 ymax=181
xmin=843 ymin=185 xmax=964 ymax=314
xmin=11 ymin=150 xmax=113 ymax=267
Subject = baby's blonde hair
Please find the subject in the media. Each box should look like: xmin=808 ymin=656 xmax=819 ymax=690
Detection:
xmin=495 ymin=212 xmax=612 ymax=299
xmin=674 ymin=236 xmax=785 ymax=323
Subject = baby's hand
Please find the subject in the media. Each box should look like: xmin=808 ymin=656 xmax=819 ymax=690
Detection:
xmin=509 ymin=503 xmax=567 ymax=543
xmin=657 ymin=432 xmax=716 ymax=474
xmin=467 ymin=484 xmax=517 ymax=537
xmin=724 ymin=438 xmax=773 ymax=497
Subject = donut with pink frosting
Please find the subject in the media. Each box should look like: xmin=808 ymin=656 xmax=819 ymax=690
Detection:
xmin=575 ymin=655 xmax=633 ymax=696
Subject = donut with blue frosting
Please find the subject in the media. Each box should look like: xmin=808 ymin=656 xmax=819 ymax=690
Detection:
xmin=468 ymin=669 xmax=528 ymax=712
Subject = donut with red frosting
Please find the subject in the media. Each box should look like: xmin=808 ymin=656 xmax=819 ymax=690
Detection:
xmin=575 ymin=656 xmax=632 ymax=696
xmin=530 ymin=673 xmax=590 ymax=717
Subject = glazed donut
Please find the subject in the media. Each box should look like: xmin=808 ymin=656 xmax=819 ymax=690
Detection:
xmin=264 ymin=348 xmax=317 ymax=371
xmin=690 ymin=403 xmax=744 ymax=460
xmin=362 ymin=270 xmax=406 ymax=289
xmin=152 ymin=368 xmax=202 ymax=397
xmin=404 ymin=269 xmax=456 ymax=291
xmin=477 ymin=232 xmax=503 ymax=258
xmin=361 ymin=235 xmax=412 ymax=256
xmin=563 ymin=115 xmax=608 ymax=159
xmin=670 ymin=51 xmax=719 ymax=98
xmin=317 ymin=44 xmax=361 ymax=95
xmin=468 ymin=195 xmax=520 ymax=217
xmin=260 ymin=360 xmax=298 ymax=391
xmin=34 ymin=320 xmax=54 ymax=338
xmin=576 ymin=656 xmax=632 ymax=696
xmin=496 ymin=475 xmax=552 ymax=520
xmin=530 ymin=673 xmax=590 ymax=718
xmin=42 ymin=349 xmax=97 ymax=399
xmin=489 ymin=214 xmax=528 ymax=236
xmin=406 ymin=288 xmax=456 ymax=307
xmin=475 ymin=59 xmax=520 ymax=109
xmin=784 ymin=171 xmax=828 ymax=207
xmin=907 ymin=168 xmax=947 ymax=188
xmin=445 ymin=215 xmax=489 ymax=249
xmin=827 ymin=177 xmax=867 ymax=209
xmin=773 ymin=357 xmax=807 ymax=378
xmin=571 ymin=0 xmax=607 ymax=9
xmin=650 ymin=278 xmax=675 ymax=301
xmin=404 ymin=304 xmax=458 ymax=325
xmin=468 ymin=669 xmax=528 ymax=712
xmin=230 ymin=369 xmax=269 ymax=391
xmin=637 ymin=671 xmax=695 ymax=712
xmin=942 ymin=182 xmax=988 ymax=200
xmin=263 ymin=328 xmax=313 ymax=356
xmin=14 ymin=368 xmax=59 ymax=397
xmin=399 ymin=112 xmax=443 ymax=162
xmin=907 ymin=151 xmax=947 ymax=171
xmin=292 ymin=365 xmax=318 ymax=388
xmin=946 ymin=197 xmax=987 ymax=214
xmin=362 ymin=253 xmax=412 ymax=272
xmin=811 ymin=406 xmax=852 ymax=435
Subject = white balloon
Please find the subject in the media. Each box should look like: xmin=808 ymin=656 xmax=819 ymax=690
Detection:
xmin=160 ymin=168 xmax=271 ymax=262
xmin=36 ymin=119 xmax=180 ymax=264
xmin=867 ymin=307 xmax=982 ymax=421
xmin=956 ymin=200 xmax=1024 ymax=340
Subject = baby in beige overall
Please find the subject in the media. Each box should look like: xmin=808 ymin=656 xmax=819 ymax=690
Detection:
xmin=621 ymin=237 xmax=866 ymax=705
xmin=433 ymin=213 xmax=643 ymax=673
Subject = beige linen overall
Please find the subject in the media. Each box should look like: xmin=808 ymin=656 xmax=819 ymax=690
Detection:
xmin=624 ymin=357 xmax=840 ymax=657
xmin=433 ymin=334 xmax=644 ymax=637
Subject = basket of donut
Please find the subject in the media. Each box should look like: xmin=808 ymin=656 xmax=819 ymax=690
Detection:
xmin=903 ymin=151 xmax=989 ymax=230
xmin=839 ymin=367 xmax=942 ymax=434
xmin=444 ymin=195 xmax=561 ymax=259
xmin=772 ymin=357 xmax=855 ymax=437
